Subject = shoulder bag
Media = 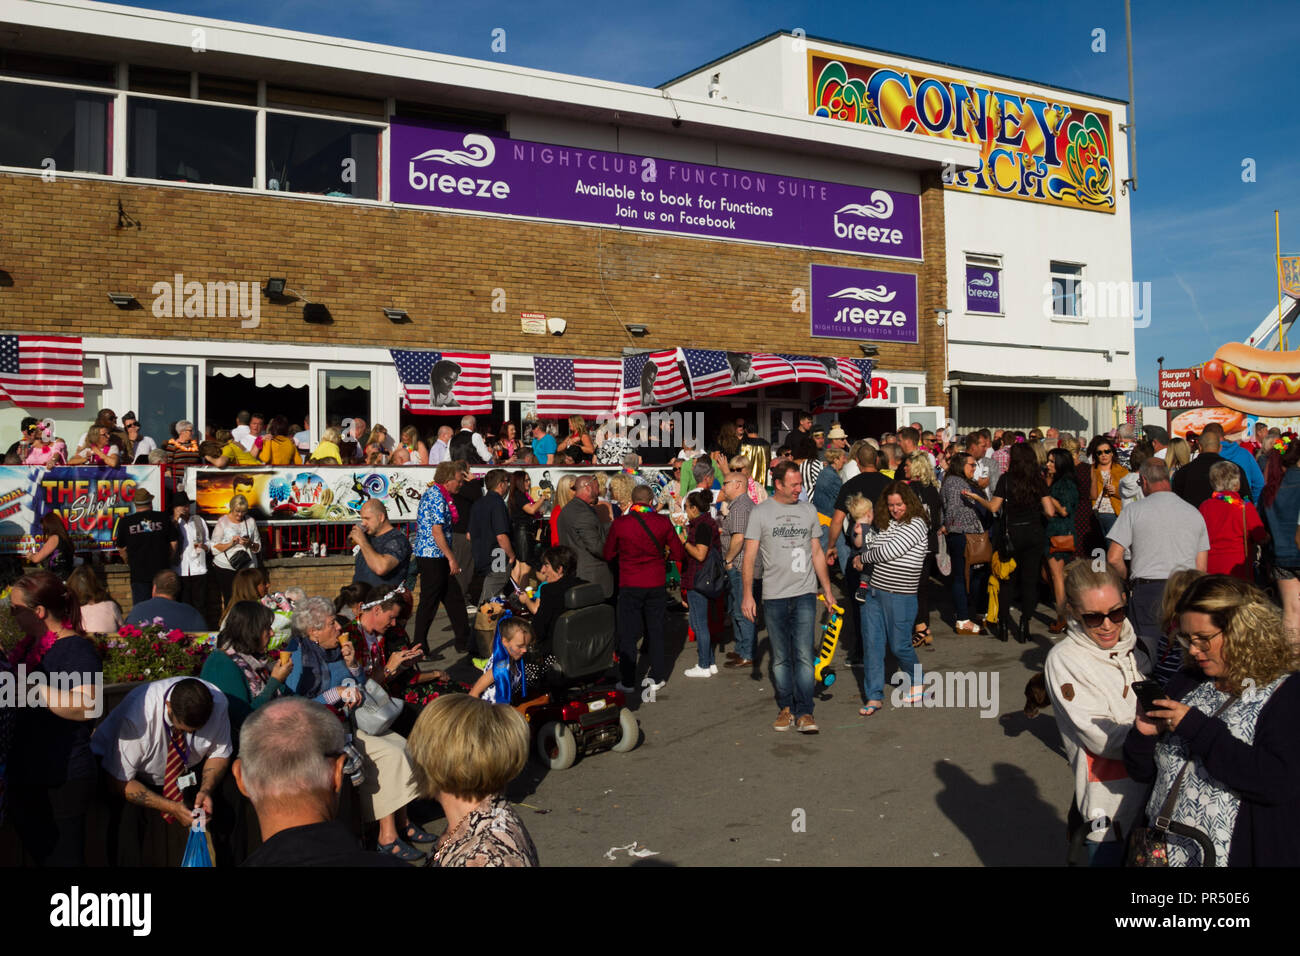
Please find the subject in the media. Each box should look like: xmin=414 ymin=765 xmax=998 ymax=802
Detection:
xmin=344 ymin=677 xmax=403 ymax=736
xmin=1126 ymin=694 xmax=1239 ymax=867
xmin=226 ymin=517 xmax=255 ymax=571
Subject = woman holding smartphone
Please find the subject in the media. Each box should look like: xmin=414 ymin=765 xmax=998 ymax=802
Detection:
xmin=211 ymin=494 xmax=262 ymax=612
xmin=1044 ymin=560 xmax=1147 ymax=865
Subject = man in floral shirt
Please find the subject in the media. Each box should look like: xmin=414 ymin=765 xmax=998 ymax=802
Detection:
xmin=411 ymin=462 xmax=467 ymax=654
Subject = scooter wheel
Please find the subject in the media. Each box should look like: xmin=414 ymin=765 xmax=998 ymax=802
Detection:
xmin=823 ymin=671 xmax=836 ymax=687
xmin=610 ymin=709 xmax=639 ymax=753
xmin=536 ymin=721 xmax=577 ymax=770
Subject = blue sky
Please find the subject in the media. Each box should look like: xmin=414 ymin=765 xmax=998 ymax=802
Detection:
xmin=120 ymin=0 xmax=1300 ymax=390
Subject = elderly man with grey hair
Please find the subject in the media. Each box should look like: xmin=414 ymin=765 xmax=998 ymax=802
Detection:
xmin=1106 ymin=458 xmax=1210 ymax=676
xmin=237 ymin=698 xmax=405 ymax=867
xmin=351 ymin=498 xmax=410 ymax=591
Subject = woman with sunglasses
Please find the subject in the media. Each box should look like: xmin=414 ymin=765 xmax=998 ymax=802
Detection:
xmin=1044 ymin=560 xmax=1147 ymax=865
xmin=1124 ymin=574 xmax=1300 ymax=866
xmin=1086 ymin=436 xmax=1129 ymax=542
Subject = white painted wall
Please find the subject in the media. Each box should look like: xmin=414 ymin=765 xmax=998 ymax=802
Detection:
xmin=666 ymin=33 xmax=1137 ymax=394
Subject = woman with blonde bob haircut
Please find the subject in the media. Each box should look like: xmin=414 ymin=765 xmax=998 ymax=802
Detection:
xmin=407 ymin=695 xmax=539 ymax=867
xmin=1044 ymin=560 xmax=1147 ymax=865
xmin=1124 ymin=574 xmax=1300 ymax=866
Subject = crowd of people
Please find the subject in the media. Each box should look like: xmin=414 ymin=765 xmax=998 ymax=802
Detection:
xmin=3 ymin=404 xmax=1300 ymax=868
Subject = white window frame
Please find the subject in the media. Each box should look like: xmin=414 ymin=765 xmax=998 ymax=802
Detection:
xmin=1050 ymin=260 xmax=1086 ymax=324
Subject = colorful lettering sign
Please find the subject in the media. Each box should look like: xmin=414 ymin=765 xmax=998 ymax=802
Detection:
xmin=1158 ymin=367 xmax=1220 ymax=410
xmin=810 ymin=264 xmax=919 ymax=343
xmin=810 ymin=53 xmax=1116 ymax=213
xmin=0 ymin=465 xmax=164 ymax=553
xmin=1280 ymin=256 xmax=1300 ymax=298
xmin=965 ymin=265 xmax=1001 ymax=313
xmin=389 ymin=122 xmax=923 ymax=260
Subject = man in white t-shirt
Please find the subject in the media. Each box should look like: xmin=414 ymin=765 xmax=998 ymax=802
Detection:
xmin=1145 ymin=425 xmax=1169 ymax=460
xmin=742 ymin=460 xmax=835 ymax=735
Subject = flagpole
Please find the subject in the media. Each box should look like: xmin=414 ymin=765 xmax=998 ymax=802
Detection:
xmin=1278 ymin=210 xmax=1286 ymax=351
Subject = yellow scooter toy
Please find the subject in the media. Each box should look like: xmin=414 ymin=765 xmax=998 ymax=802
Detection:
xmin=815 ymin=594 xmax=845 ymax=687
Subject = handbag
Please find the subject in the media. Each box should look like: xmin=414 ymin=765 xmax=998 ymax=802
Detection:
xmin=1126 ymin=695 xmax=1238 ymax=867
xmin=1049 ymin=534 xmax=1076 ymax=555
xmin=964 ymin=531 xmax=993 ymax=567
xmin=936 ymin=533 xmax=952 ymax=577
xmin=226 ymin=517 xmax=255 ymax=570
xmin=349 ymin=677 xmax=403 ymax=736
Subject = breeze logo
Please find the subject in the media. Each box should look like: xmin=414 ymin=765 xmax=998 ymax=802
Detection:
xmin=151 ymin=273 xmax=260 ymax=329
xmin=0 ymin=668 xmax=103 ymax=718
xmin=966 ymin=272 xmax=998 ymax=298
xmin=889 ymin=669 xmax=999 ymax=718
xmin=831 ymin=192 xmax=905 ymax=246
xmin=827 ymin=284 xmax=909 ymax=329
xmin=50 ymin=886 xmax=151 ymax=936
xmin=407 ymin=132 xmax=511 ymax=199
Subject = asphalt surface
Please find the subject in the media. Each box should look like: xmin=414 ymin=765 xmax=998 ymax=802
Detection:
xmin=416 ymin=583 xmax=1076 ymax=867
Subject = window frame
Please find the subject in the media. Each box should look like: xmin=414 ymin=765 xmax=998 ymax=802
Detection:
xmin=1049 ymin=260 xmax=1086 ymax=323
xmin=963 ymin=252 xmax=1004 ymax=317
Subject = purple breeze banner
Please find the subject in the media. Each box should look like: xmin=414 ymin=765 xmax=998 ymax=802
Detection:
xmin=965 ymin=265 xmax=1001 ymax=314
xmin=390 ymin=122 xmax=922 ymax=260
xmin=810 ymin=264 xmax=919 ymax=344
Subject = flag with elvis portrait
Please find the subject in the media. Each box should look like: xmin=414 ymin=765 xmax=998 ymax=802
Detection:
xmin=817 ymin=358 xmax=874 ymax=412
xmin=680 ymin=349 xmax=800 ymax=399
xmin=620 ymin=349 xmax=691 ymax=413
xmin=390 ymin=349 xmax=493 ymax=413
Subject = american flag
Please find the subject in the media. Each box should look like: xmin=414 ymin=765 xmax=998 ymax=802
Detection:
xmin=621 ymin=349 xmax=690 ymax=412
xmin=820 ymin=358 xmax=874 ymax=412
xmin=533 ymin=356 xmax=621 ymax=417
xmin=681 ymin=349 xmax=797 ymax=399
xmin=0 ymin=334 xmax=83 ymax=408
xmin=390 ymin=349 xmax=492 ymax=414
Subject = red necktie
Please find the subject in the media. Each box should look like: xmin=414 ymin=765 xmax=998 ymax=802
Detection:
xmin=162 ymin=726 xmax=186 ymax=823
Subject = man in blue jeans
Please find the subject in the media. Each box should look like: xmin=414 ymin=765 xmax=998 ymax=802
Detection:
xmin=742 ymin=461 xmax=836 ymax=733
xmin=720 ymin=471 xmax=760 ymax=668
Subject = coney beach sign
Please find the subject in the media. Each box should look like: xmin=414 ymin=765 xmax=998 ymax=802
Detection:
xmin=810 ymin=53 xmax=1116 ymax=213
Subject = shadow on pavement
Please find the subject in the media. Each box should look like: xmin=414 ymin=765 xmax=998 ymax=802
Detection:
xmin=933 ymin=760 xmax=1065 ymax=865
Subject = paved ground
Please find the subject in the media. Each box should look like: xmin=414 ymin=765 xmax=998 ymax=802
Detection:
xmin=416 ymin=584 xmax=1077 ymax=867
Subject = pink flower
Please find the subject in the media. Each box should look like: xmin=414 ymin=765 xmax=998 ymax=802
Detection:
xmin=167 ymin=630 xmax=186 ymax=644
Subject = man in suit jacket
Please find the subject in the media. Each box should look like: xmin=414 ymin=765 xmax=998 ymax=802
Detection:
xmin=558 ymin=474 xmax=613 ymax=599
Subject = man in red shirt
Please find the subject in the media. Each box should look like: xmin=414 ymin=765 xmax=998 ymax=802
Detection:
xmin=603 ymin=485 xmax=684 ymax=693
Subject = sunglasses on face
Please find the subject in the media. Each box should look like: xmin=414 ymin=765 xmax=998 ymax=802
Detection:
xmin=1096 ymin=449 xmax=1113 ymax=456
xmin=1078 ymin=606 xmax=1127 ymax=628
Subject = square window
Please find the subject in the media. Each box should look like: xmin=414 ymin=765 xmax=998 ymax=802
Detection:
xmin=965 ymin=254 xmax=1002 ymax=315
xmin=128 ymin=99 xmax=255 ymax=187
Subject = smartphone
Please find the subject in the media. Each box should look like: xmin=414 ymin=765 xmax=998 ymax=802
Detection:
xmin=1132 ymin=680 xmax=1165 ymax=712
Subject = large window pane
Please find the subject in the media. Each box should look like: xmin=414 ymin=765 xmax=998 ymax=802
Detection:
xmin=0 ymin=81 xmax=110 ymax=173
xmin=139 ymin=363 xmax=198 ymax=447
xmin=128 ymin=99 xmax=255 ymax=186
xmin=266 ymin=113 xmax=378 ymax=198
xmin=318 ymin=369 xmax=371 ymax=438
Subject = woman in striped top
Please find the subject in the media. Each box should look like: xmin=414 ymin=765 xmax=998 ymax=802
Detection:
xmin=852 ymin=481 xmax=929 ymax=716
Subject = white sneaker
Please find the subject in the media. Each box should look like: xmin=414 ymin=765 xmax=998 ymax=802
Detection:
xmin=683 ymin=666 xmax=713 ymax=678
xmin=709 ymin=664 xmax=719 ymax=674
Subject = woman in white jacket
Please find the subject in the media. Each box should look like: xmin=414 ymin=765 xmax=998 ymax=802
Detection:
xmin=1044 ymin=560 xmax=1149 ymax=865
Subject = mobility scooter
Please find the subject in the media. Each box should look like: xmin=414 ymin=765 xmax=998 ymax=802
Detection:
xmin=517 ymin=581 xmax=639 ymax=770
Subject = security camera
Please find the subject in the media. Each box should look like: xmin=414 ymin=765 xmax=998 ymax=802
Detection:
xmin=547 ymin=317 xmax=567 ymax=336
xmin=942 ymin=386 xmax=951 ymax=395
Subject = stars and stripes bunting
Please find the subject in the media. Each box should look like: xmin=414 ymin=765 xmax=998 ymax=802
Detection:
xmin=390 ymin=349 xmax=493 ymax=414
xmin=0 ymin=334 xmax=83 ymax=408
xmin=620 ymin=349 xmax=691 ymax=413
xmin=533 ymin=356 xmax=622 ymax=417
xmin=681 ymin=349 xmax=799 ymax=399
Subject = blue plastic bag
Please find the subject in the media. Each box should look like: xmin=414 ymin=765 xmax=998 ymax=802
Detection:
xmin=181 ymin=808 xmax=213 ymax=868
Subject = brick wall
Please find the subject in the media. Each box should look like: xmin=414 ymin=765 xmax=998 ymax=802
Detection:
xmin=103 ymin=555 xmax=421 ymax=622
xmin=0 ymin=171 xmax=946 ymax=383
